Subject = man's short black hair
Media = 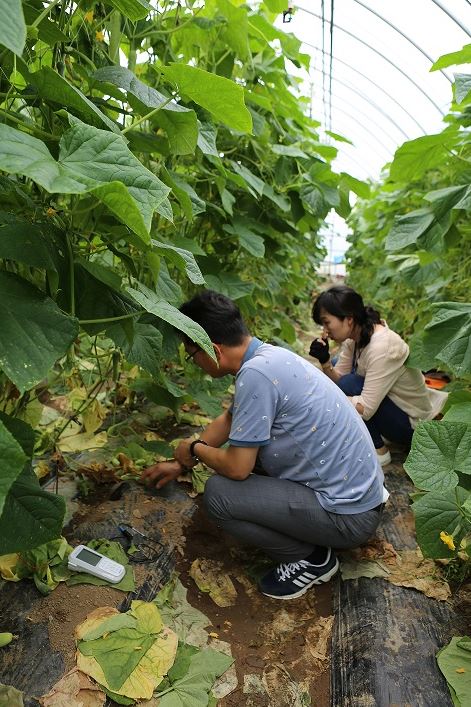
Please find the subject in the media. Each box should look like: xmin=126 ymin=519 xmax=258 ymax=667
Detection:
xmin=179 ymin=290 xmax=249 ymax=346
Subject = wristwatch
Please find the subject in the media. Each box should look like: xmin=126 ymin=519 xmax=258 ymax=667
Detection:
xmin=189 ymin=439 xmax=208 ymax=461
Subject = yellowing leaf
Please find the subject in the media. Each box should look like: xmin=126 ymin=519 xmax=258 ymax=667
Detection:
xmin=0 ymin=553 xmax=20 ymax=581
xmin=130 ymin=600 xmax=163 ymax=635
xmin=189 ymin=558 xmax=237 ymax=607
xmin=77 ymin=626 xmax=178 ymax=700
xmin=57 ymin=430 xmax=108 ymax=453
xmin=81 ymin=399 xmax=107 ymax=434
xmin=35 ymin=460 xmax=50 ymax=480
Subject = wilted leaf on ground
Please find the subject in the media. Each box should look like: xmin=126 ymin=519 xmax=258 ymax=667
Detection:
xmin=156 ymin=576 xmax=211 ymax=647
xmin=341 ymin=540 xmax=451 ymax=601
xmin=38 ymin=668 xmax=106 ymax=707
xmin=262 ymin=664 xmax=311 ymax=707
xmin=189 ymin=558 xmax=237 ymax=607
xmin=0 ymin=553 xmax=20 ymax=581
xmin=209 ymin=637 xmax=238 ymax=699
xmin=156 ymin=647 xmax=234 ymax=706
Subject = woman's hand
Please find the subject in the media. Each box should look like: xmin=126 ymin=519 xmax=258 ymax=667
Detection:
xmin=141 ymin=460 xmax=182 ymax=489
xmin=309 ymin=337 xmax=330 ymax=364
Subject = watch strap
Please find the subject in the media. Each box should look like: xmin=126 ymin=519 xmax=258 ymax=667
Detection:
xmin=190 ymin=439 xmax=208 ymax=459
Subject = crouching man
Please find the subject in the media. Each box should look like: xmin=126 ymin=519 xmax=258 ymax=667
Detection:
xmin=142 ymin=290 xmax=388 ymax=600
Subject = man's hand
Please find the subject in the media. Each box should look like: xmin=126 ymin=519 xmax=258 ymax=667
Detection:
xmin=174 ymin=439 xmax=195 ymax=468
xmin=141 ymin=460 xmax=182 ymax=489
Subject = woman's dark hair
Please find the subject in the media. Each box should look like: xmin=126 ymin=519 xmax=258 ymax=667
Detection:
xmin=312 ymin=285 xmax=381 ymax=350
xmin=179 ymin=290 xmax=249 ymax=346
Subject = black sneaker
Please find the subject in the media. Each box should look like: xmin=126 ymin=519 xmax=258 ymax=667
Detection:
xmin=258 ymin=548 xmax=339 ymax=600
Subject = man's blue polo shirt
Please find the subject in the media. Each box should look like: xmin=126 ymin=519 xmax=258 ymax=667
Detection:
xmin=228 ymin=338 xmax=385 ymax=514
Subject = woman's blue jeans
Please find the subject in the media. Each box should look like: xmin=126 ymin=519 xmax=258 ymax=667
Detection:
xmin=337 ymin=373 xmax=414 ymax=449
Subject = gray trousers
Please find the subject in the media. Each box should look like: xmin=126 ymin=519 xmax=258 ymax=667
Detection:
xmin=203 ymin=474 xmax=383 ymax=562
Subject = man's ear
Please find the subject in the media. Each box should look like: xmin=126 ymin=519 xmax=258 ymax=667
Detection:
xmin=213 ymin=343 xmax=222 ymax=363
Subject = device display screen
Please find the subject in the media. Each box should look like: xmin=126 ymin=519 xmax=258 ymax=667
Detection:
xmin=76 ymin=548 xmax=102 ymax=566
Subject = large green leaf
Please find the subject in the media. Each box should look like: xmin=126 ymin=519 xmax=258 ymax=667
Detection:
xmin=411 ymin=487 xmax=469 ymax=558
xmin=443 ymin=402 xmax=471 ymax=425
xmin=0 ymin=419 xmax=28 ymax=517
xmin=197 ymin=122 xmax=218 ymax=156
xmin=385 ymin=208 xmax=447 ymax=252
xmin=204 ymin=273 xmax=254 ymax=300
xmin=0 ymin=212 xmax=65 ymax=271
xmin=107 ymin=0 xmax=152 ymax=21
xmin=0 ymin=0 xmax=26 ymax=55
xmin=0 ymin=412 xmax=35 ymax=457
xmin=389 ymin=131 xmax=461 ymax=183
xmin=126 ymin=283 xmax=215 ymax=359
xmin=93 ymin=66 xmax=198 ymax=155
xmin=108 ymin=322 xmax=162 ymax=378
xmin=161 ymin=64 xmax=252 ymax=133
xmin=0 ymin=122 xmax=172 ymax=241
xmin=157 ymin=648 xmax=233 ymax=706
xmin=431 ymin=44 xmax=471 ymax=71
xmin=79 ymin=631 xmax=155 ymax=691
xmin=420 ymin=302 xmax=471 ymax=376
xmin=160 ymin=169 xmax=206 ymax=220
xmin=28 ymin=67 xmax=118 ymax=132
xmin=0 ymin=271 xmax=79 ymax=393
xmin=218 ymin=0 xmax=249 ymax=59
xmin=0 ymin=467 xmax=66 ymax=555
xmin=152 ymin=240 xmax=205 ymax=284
xmin=223 ymin=220 xmax=265 ymax=257
xmin=404 ymin=421 xmax=471 ymax=492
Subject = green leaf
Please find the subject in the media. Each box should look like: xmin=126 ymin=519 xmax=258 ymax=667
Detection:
xmin=431 ymin=44 xmax=471 ymax=71
xmin=0 ymin=418 xmax=28 ymax=517
xmin=0 ymin=271 xmax=79 ymax=393
xmin=389 ymin=131 xmax=461 ymax=183
xmin=0 ymin=682 xmax=24 ymax=706
xmin=421 ymin=302 xmax=471 ymax=377
xmin=22 ymin=5 xmax=68 ymax=46
xmin=197 ymin=122 xmax=218 ymax=156
xmin=152 ymin=240 xmax=205 ymax=284
xmin=204 ymin=273 xmax=254 ymax=300
xmin=385 ymin=209 xmax=438 ymax=251
xmin=108 ymin=322 xmax=162 ymax=378
xmin=0 ymin=122 xmax=172 ymax=242
xmin=271 ymin=144 xmax=308 ymax=158
xmin=82 ymin=614 xmax=138 ymax=642
xmin=29 ymin=68 xmax=118 ymax=132
xmin=229 ymin=161 xmax=265 ymax=196
xmin=404 ymin=421 xmax=471 ymax=492
xmin=131 ymin=380 xmax=182 ymax=416
xmin=300 ymin=185 xmax=326 ymax=216
xmin=126 ymin=283 xmax=215 ymax=359
xmin=157 ymin=648 xmax=234 ymax=706
xmin=107 ymin=0 xmax=152 ymax=21
xmin=443 ymin=403 xmax=471 ymax=425
xmin=161 ymin=64 xmax=252 ymax=134
xmin=223 ymin=219 xmax=264 ymax=257
xmin=218 ymin=0 xmax=249 ymax=59
xmin=454 ymin=74 xmax=471 ymax=104
xmin=411 ymin=486 xmax=469 ymax=558
xmin=0 ymin=0 xmax=26 ymax=56
xmin=340 ymin=173 xmax=370 ymax=199
xmin=437 ymin=637 xmax=471 ymax=707
xmin=160 ymin=169 xmax=206 ymax=220
xmin=79 ymin=631 xmax=155 ymax=691
xmin=0 ymin=412 xmax=35 ymax=457
xmin=93 ymin=66 xmax=199 ymax=156
xmin=0 ymin=466 xmax=65 ymax=555
xmin=0 ymin=212 xmax=64 ymax=271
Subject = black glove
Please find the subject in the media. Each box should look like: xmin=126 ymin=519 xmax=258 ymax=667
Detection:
xmin=309 ymin=338 xmax=330 ymax=364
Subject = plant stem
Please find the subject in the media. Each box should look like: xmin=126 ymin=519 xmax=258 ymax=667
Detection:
xmin=31 ymin=0 xmax=63 ymax=28
xmin=65 ymin=234 xmax=75 ymax=317
xmin=79 ymin=312 xmax=142 ymax=325
xmin=0 ymin=109 xmax=59 ymax=141
xmin=109 ymin=11 xmax=121 ymax=64
xmin=121 ymin=97 xmax=173 ymax=134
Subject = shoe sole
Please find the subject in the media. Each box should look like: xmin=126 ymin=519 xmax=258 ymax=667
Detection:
xmin=261 ymin=557 xmax=340 ymax=600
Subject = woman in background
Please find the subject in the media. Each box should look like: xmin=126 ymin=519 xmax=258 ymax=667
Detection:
xmin=309 ymin=285 xmax=447 ymax=465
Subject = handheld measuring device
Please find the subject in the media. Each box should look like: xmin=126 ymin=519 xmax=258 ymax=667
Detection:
xmin=68 ymin=545 xmax=125 ymax=584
